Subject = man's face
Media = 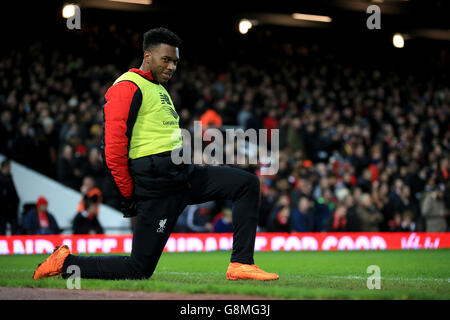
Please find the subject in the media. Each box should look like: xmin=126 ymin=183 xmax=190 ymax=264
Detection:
xmin=87 ymin=204 xmax=98 ymax=215
xmin=1 ymin=163 xmax=10 ymax=175
xmin=145 ymin=43 xmax=179 ymax=84
xmin=83 ymin=177 xmax=94 ymax=191
xmin=298 ymin=197 xmax=310 ymax=212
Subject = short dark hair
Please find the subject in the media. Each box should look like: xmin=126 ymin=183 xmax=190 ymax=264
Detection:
xmin=1 ymin=158 xmax=10 ymax=169
xmin=143 ymin=27 xmax=182 ymax=52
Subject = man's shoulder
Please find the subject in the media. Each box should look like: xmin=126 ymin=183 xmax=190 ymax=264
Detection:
xmin=23 ymin=208 xmax=37 ymax=219
xmin=108 ymin=78 xmax=140 ymax=92
xmin=112 ymin=69 xmax=153 ymax=87
xmin=105 ymin=79 xmax=141 ymax=102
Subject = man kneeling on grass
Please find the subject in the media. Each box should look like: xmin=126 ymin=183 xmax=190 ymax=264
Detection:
xmin=32 ymin=27 xmax=278 ymax=282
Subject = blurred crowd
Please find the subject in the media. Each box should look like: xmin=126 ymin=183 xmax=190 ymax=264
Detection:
xmin=0 ymin=158 xmax=104 ymax=235
xmin=1 ymin=24 xmax=449 ymax=235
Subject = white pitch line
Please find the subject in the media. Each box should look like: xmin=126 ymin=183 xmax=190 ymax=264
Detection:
xmin=2 ymin=269 xmax=35 ymax=273
xmin=3 ymin=270 xmax=450 ymax=283
xmin=155 ymin=271 xmax=450 ymax=283
xmin=288 ymin=273 xmax=450 ymax=283
xmin=302 ymin=274 xmax=450 ymax=283
xmin=155 ymin=271 xmax=450 ymax=282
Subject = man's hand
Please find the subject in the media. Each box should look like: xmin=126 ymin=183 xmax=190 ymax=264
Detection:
xmin=120 ymin=197 xmax=137 ymax=218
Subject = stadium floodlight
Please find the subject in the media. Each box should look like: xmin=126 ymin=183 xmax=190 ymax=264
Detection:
xmin=62 ymin=4 xmax=77 ymax=18
xmin=108 ymin=0 xmax=152 ymax=4
xmin=393 ymin=33 xmax=405 ymax=48
xmin=292 ymin=13 xmax=332 ymax=23
xmin=238 ymin=19 xmax=253 ymax=34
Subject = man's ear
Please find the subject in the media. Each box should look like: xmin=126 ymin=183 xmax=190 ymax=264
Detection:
xmin=144 ymin=50 xmax=152 ymax=66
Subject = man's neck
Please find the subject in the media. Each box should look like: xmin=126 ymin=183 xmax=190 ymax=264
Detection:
xmin=139 ymin=63 xmax=150 ymax=73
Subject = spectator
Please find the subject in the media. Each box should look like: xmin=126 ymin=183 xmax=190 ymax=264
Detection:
xmin=22 ymin=196 xmax=60 ymax=235
xmin=267 ymin=206 xmax=291 ymax=233
xmin=0 ymin=110 xmax=14 ymax=156
xmin=357 ymin=168 xmax=373 ymax=194
xmin=350 ymin=144 xmax=370 ymax=177
xmin=0 ymin=159 xmax=20 ymax=235
xmin=266 ymin=194 xmax=291 ymax=232
xmin=183 ymin=202 xmax=214 ymax=233
xmin=82 ymin=147 xmax=105 ymax=188
xmin=371 ymin=181 xmax=389 ymax=216
xmin=385 ymin=184 xmax=420 ymax=231
xmin=263 ymin=109 xmax=278 ymax=143
xmin=258 ymin=184 xmax=279 ymax=231
xmin=383 ymin=178 xmax=405 ymax=229
xmin=77 ymin=176 xmax=102 ymax=215
xmin=237 ymin=104 xmax=252 ymax=129
xmin=387 ymin=210 xmax=417 ymax=232
xmin=437 ymin=157 xmax=449 ymax=184
xmin=72 ymin=196 xmax=104 ymax=234
xmin=398 ymin=185 xmax=420 ymax=221
xmin=329 ymin=205 xmax=348 ymax=232
xmin=400 ymin=210 xmax=416 ymax=232
xmin=74 ymin=145 xmax=88 ymax=182
xmin=342 ymin=194 xmax=360 ymax=231
xmin=314 ymin=188 xmax=336 ymax=232
xmin=35 ymin=116 xmax=58 ymax=178
xmin=388 ymin=212 xmax=403 ymax=232
xmin=356 ymin=193 xmax=383 ymax=232
xmin=283 ymin=117 xmax=304 ymax=154
xmin=291 ymin=196 xmax=314 ymax=232
xmin=11 ymin=121 xmax=38 ymax=169
xmin=290 ymin=178 xmax=313 ymax=211
xmin=445 ymin=180 xmax=450 ymax=231
xmin=421 ymin=184 xmax=448 ymax=232
xmin=57 ymin=144 xmax=81 ymax=189
xmin=200 ymin=109 xmax=222 ymax=128
xmin=213 ymin=207 xmax=233 ymax=233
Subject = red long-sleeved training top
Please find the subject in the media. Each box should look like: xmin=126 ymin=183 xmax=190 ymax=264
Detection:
xmin=102 ymin=68 xmax=154 ymax=199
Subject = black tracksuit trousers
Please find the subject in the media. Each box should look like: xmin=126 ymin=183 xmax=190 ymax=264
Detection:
xmin=62 ymin=159 xmax=260 ymax=280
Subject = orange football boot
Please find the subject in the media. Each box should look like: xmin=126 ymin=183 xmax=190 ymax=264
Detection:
xmin=226 ymin=262 xmax=279 ymax=280
xmin=33 ymin=245 xmax=70 ymax=280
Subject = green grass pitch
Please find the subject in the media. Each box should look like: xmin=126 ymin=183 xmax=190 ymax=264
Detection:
xmin=0 ymin=249 xmax=449 ymax=299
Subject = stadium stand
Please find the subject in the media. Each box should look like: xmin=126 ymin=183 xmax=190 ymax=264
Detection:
xmin=1 ymin=3 xmax=449 ymax=234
